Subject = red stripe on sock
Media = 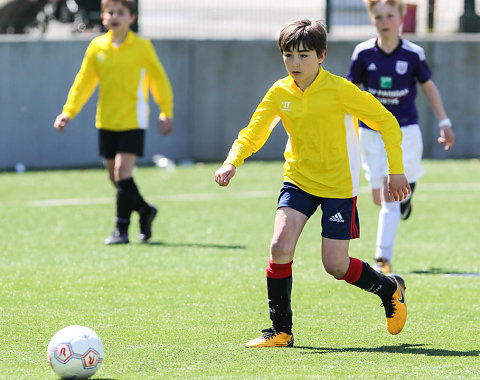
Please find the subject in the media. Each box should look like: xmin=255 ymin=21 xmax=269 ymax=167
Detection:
xmin=339 ymin=257 xmax=363 ymax=283
xmin=266 ymin=257 xmax=293 ymax=279
xmin=350 ymin=196 xmax=359 ymax=239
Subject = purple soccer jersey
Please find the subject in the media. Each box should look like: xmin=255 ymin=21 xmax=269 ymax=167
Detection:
xmin=347 ymin=38 xmax=432 ymax=128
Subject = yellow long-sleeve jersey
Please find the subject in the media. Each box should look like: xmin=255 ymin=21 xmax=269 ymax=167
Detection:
xmin=62 ymin=30 xmax=173 ymax=131
xmin=224 ymin=67 xmax=404 ymax=198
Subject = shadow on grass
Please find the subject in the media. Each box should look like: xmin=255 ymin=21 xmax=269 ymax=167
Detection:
xmin=147 ymin=241 xmax=246 ymax=250
xmin=410 ymin=268 xmax=480 ymax=277
xmin=295 ymin=343 xmax=479 ymax=357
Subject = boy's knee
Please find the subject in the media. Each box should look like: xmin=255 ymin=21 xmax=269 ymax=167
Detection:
xmin=322 ymin=238 xmax=350 ymax=278
xmin=270 ymin=240 xmax=294 ymax=263
xmin=323 ymin=260 xmax=347 ymax=279
xmin=114 ymin=164 xmax=131 ymax=181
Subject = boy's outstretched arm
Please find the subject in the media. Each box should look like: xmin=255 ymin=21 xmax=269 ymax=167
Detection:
xmin=215 ymin=164 xmax=236 ymax=187
xmin=387 ymin=174 xmax=410 ymax=202
xmin=420 ymin=80 xmax=455 ymax=150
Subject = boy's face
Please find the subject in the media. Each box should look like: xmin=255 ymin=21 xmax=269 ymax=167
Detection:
xmin=282 ymin=43 xmax=325 ymax=90
xmin=370 ymin=2 xmax=402 ymax=39
xmin=102 ymin=2 xmax=135 ymax=34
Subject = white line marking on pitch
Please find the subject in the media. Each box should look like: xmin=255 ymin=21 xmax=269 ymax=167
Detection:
xmin=7 ymin=182 xmax=480 ymax=208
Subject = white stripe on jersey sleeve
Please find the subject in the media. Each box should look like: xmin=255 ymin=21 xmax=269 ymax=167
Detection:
xmin=401 ymin=40 xmax=427 ymax=61
xmin=351 ymin=38 xmax=376 ymax=60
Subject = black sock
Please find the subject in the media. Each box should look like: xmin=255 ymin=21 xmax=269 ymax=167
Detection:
xmin=118 ymin=177 xmax=149 ymax=212
xmin=352 ymin=261 xmax=396 ymax=299
xmin=133 ymin=183 xmax=149 ymax=212
xmin=135 ymin=195 xmax=149 ymax=212
xmin=115 ymin=219 xmax=129 ymax=235
xmin=115 ymin=178 xmax=138 ymax=227
xmin=267 ymin=276 xmax=293 ymax=334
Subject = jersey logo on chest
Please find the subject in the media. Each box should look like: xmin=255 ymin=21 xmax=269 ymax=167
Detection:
xmin=281 ymin=101 xmax=292 ymax=112
xmin=396 ymin=60 xmax=409 ymax=75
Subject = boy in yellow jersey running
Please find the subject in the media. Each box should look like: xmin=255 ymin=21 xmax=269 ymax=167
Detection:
xmin=54 ymin=0 xmax=173 ymax=245
xmin=215 ymin=19 xmax=410 ymax=347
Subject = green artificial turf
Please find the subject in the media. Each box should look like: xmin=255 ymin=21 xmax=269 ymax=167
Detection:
xmin=0 ymin=159 xmax=479 ymax=379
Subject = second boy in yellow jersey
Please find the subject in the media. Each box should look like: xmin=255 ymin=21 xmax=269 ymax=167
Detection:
xmin=215 ymin=19 xmax=410 ymax=347
xmin=54 ymin=0 xmax=173 ymax=245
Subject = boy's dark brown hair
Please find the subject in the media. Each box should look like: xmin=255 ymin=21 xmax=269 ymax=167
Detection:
xmin=278 ymin=19 xmax=327 ymax=58
xmin=101 ymin=0 xmax=136 ymax=14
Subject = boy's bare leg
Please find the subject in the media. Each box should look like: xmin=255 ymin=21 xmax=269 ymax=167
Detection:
xmin=104 ymin=152 xmax=136 ymax=183
xmin=104 ymin=159 xmax=115 ymax=185
xmin=246 ymin=207 xmax=307 ymax=348
xmin=270 ymin=207 xmax=308 ymax=263
xmin=113 ymin=152 xmax=137 ymax=181
xmin=321 ymin=238 xmax=350 ymax=278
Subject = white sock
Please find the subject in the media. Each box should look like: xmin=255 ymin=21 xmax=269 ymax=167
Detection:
xmin=376 ymin=201 xmax=401 ymax=262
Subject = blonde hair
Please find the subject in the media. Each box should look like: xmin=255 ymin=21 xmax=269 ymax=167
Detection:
xmin=364 ymin=0 xmax=406 ymax=18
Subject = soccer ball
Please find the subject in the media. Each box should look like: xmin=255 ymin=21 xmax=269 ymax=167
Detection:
xmin=47 ymin=325 xmax=104 ymax=379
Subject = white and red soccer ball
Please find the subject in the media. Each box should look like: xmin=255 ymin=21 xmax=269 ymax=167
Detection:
xmin=47 ymin=325 xmax=103 ymax=379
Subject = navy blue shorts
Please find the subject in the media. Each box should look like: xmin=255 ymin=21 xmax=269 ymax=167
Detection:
xmin=277 ymin=182 xmax=360 ymax=240
xmin=98 ymin=129 xmax=145 ymax=159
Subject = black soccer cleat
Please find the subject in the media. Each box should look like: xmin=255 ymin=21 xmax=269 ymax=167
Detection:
xmin=400 ymin=198 xmax=412 ymax=220
xmin=400 ymin=183 xmax=415 ymax=220
xmin=138 ymin=205 xmax=157 ymax=242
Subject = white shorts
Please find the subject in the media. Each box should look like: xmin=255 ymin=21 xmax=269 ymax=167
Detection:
xmin=359 ymin=124 xmax=425 ymax=189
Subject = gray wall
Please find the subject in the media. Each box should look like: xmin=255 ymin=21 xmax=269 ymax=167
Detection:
xmin=0 ymin=35 xmax=479 ymax=170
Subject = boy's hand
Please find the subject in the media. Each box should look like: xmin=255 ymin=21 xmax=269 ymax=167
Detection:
xmin=54 ymin=113 xmax=70 ymax=132
xmin=438 ymin=125 xmax=455 ymax=150
xmin=387 ymin=174 xmax=410 ymax=202
xmin=158 ymin=115 xmax=173 ymax=135
xmin=215 ymin=164 xmax=236 ymax=187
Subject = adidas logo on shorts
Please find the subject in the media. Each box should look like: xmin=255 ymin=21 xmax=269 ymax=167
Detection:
xmin=329 ymin=212 xmax=344 ymax=223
